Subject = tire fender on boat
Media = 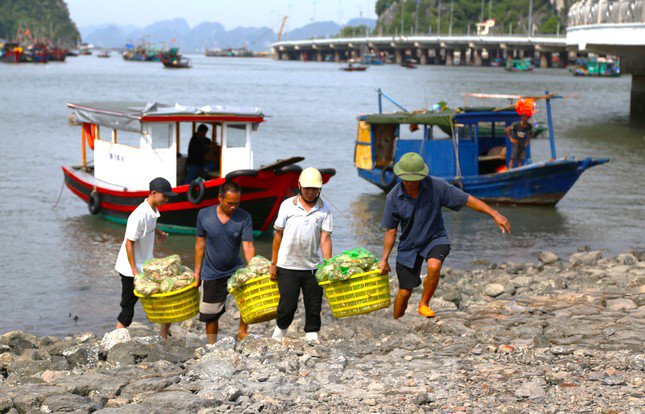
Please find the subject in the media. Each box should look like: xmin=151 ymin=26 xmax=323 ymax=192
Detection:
xmin=88 ymin=191 xmax=101 ymax=215
xmin=380 ymin=166 xmax=396 ymax=188
xmin=187 ymin=179 xmax=205 ymax=204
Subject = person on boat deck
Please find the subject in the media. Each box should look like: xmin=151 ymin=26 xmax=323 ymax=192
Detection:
xmin=194 ymin=181 xmax=255 ymax=343
xmin=379 ymin=152 xmax=511 ymax=320
xmin=114 ymin=177 xmax=176 ymax=338
xmin=184 ymin=124 xmax=219 ymax=184
xmin=270 ymin=168 xmax=333 ymax=343
xmin=506 ymin=113 xmax=534 ymax=169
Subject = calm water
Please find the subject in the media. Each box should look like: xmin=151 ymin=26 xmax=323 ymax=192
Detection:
xmin=0 ymin=55 xmax=643 ymax=336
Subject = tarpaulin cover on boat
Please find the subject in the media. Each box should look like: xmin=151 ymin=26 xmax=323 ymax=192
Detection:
xmin=68 ymin=102 xmax=264 ymax=133
xmin=361 ymin=110 xmax=455 ymax=130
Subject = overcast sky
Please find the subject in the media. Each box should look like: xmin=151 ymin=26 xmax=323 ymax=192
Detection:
xmin=66 ymin=0 xmax=378 ymax=30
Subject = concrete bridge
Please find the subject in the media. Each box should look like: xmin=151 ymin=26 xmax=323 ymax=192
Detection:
xmin=272 ymin=34 xmax=570 ymax=68
xmin=566 ymin=0 xmax=645 ymax=117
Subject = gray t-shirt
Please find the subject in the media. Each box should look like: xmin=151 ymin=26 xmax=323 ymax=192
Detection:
xmin=509 ymin=121 xmax=534 ymax=145
xmin=274 ymin=196 xmax=333 ymax=271
xmin=196 ymin=207 xmax=253 ymax=280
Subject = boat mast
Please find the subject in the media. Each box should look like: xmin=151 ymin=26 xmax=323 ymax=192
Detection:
xmin=544 ymin=90 xmax=557 ymax=159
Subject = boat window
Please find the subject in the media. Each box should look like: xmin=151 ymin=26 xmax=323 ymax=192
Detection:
xmin=144 ymin=123 xmax=173 ymax=149
xmin=113 ymin=130 xmax=142 ymax=148
xmin=225 ymin=124 xmax=247 ymax=148
xmin=398 ymin=124 xmax=424 ymax=140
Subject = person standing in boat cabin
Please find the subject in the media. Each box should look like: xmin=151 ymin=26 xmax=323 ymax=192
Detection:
xmin=184 ymin=124 xmax=219 ymax=184
xmin=379 ymin=152 xmax=510 ymax=320
xmin=194 ymin=181 xmax=255 ymax=343
xmin=506 ymin=113 xmax=534 ymax=169
xmin=269 ymin=168 xmax=333 ymax=343
xmin=114 ymin=177 xmax=176 ymax=338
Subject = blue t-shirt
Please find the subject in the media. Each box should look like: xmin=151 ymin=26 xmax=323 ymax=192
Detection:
xmin=196 ymin=206 xmax=254 ymax=280
xmin=381 ymin=177 xmax=469 ymax=268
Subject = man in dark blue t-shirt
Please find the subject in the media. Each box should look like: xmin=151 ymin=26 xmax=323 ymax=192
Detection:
xmin=195 ymin=181 xmax=255 ymax=343
xmin=380 ymin=152 xmax=511 ymax=320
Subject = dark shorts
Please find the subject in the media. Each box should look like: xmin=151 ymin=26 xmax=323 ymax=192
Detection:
xmin=510 ymin=142 xmax=527 ymax=160
xmin=199 ymin=278 xmax=229 ymax=322
xmin=395 ymin=245 xmax=451 ymax=290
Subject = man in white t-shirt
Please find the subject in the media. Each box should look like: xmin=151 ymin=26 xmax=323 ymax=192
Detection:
xmin=269 ymin=168 xmax=333 ymax=342
xmin=115 ymin=177 xmax=177 ymax=338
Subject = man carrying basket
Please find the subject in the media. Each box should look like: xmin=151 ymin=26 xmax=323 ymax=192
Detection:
xmin=194 ymin=181 xmax=256 ymax=344
xmin=115 ymin=177 xmax=176 ymax=339
xmin=269 ymin=168 xmax=333 ymax=343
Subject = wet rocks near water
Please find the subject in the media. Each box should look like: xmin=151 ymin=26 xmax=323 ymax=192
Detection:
xmin=1 ymin=250 xmax=644 ymax=413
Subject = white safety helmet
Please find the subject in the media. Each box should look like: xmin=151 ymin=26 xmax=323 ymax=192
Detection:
xmin=298 ymin=167 xmax=323 ymax=188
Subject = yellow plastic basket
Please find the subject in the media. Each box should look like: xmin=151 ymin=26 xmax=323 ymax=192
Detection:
xmin=134 ymin=284 xmax=199 ymax=324
xmin=319 ymin=269 xmax=391 ymax=318
xmin=231 ymin=275 xmax=280 ymax=324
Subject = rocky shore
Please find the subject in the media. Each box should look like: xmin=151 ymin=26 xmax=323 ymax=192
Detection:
xmin=1 ymin=249 xmax=643 ymax=413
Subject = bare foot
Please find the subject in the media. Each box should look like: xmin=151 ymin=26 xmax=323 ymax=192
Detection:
xmin=116 ymin=322 xmax=126 ymax=329
xmin=236 ymin=331 xmax=249 ymax=341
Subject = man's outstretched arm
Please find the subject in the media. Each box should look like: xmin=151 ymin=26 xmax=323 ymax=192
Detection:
xmin=466 ymin=196 xmax=511 ymax=234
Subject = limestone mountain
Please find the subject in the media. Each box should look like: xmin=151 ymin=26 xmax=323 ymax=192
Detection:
xmin=0 ymin=0 xmax=80 ymax=45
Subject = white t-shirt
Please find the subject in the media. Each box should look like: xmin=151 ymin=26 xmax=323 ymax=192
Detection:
xmin=115 ymin=201 xmax=160 ymax=277
xmin=274 ymin=196 xmax=333 ymax=271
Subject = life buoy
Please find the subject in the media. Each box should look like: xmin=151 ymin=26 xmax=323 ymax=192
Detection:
xmin=380 ymin=165 xmax=396 ymax=189
xmin=88 ymin=191 xmax=101 ymax=215
xmin=187 ymin=179 xmax=205 ymax=204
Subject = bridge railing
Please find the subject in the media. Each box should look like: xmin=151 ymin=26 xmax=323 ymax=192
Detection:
xmin=568 ymin=0 xmax=644 ymax=26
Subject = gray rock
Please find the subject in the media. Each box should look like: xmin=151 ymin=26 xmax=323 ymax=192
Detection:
xmin=223 ymin=385 xmax=243 ymax=402
xmin=601 ymin=375 xmax=626 ymax=386
xmin=412 ymin=392 xmax=434 ymax=405
xmin=62 ymin=343 xmax=99 ymax=369
xmin=99 ymin=329 xmax=131 ymax=352
xmin=51 ymin=373 xmax=129 ymax=398
xmin=484 ymin=283 xmax=505 ymax=297
xmin=119 ymin=377 xmax=173 ymax=399
xmin=0 ymin=331 xmax=39 ymax=355
xmin=550 ymin=346 xmax=574 ymax=355
xmin=442 ymin=288 xmax=461 ymax=306
xmin=140 ymin=391 xmax=205 ymax=412
xmin=40 ymin=393 xmax=96 ymax=413
xmin=146 ymin=344 xmax=195 ymax=364
xmin=512 ymin=276 xmax=534 ymax=288
xmin=605 ymin=298 xmax=637 ymax=311
xmin=236 ymin=337 xmax=282 ymax=358
xmin=538 ymin=251 xmax=560 ymax=265
xmin=615 ymin=253 xmax=638 ymax=266
xmin=106 ymin=342 xmax=150 ymax=365
xmin=506 ymin=262 xmax=526 ymax=275
xmin=94 ymin=404 xmax=148 ymax=413
xmin=569 ymin=251 xmax=602 ymax=266
xmin=0 ymin=394 xmax=13 ymax=412
xmin=515 ymin=380 xmax=546 ymax=400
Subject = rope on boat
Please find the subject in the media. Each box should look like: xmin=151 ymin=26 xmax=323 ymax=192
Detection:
xmin=450 ymin=116 xmax=464 ymax=188
xmin=321 ymin=193 xmax=353 ymax=224
xmin=52 ymin=179 xmax=66 ymax=209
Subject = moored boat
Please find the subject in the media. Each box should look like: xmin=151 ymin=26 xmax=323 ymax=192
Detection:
xmin=505 ymin=58 xmax=534 ymax=72
xmin=162 ymin=58 xmax=191 ymax=68
xmin=353 ymin=90 xmax=607 ymax=206
xmin=571 ymin=57 xmax=620 ymax=77
xmin=62 ymin=102 xmax=335 ymax=233
xmin=402 ymin=58 xmax=417 ymax=69
xmin=341 ymin=61 xmax=368 ymax=71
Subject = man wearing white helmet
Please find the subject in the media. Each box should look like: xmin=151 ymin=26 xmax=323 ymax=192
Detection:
xmin=270 ymin=167 xmax=333 ymax=342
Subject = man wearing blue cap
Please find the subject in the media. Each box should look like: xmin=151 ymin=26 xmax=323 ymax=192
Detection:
xmin=379 ymin=152 xmax=510 ymax=319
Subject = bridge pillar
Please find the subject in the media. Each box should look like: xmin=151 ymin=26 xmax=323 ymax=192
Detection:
xmin=418 ymin=49 xmax=428 ymax=65
xmin=631 ymin=74 xmax=645 ymax=119
xmin=334 ymin=51 xmax=341 ymax=62
xmin=446 ymin=50 xmax=453 ymax=66
xmin=473 ymin=49 xmax=482 ymax=66
xmin=540 ymin=53 xmax=548 ymax=68
xmin=395 ymin=49 xmax=403 ymax=65
xmin=316 ymin=51 xmax=323 ymax=62
xmin=300 ymin=52 xmax=307 ymax=62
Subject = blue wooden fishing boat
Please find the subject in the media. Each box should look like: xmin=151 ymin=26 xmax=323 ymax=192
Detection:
xmin=354 ymin=90 xmax=608 ymax=206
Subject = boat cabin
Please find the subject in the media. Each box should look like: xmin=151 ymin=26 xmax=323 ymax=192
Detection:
xmin=68 ymin=102 xmax=263 ymax=190
xmin=355 ymin=108 xmax=529 ymax=181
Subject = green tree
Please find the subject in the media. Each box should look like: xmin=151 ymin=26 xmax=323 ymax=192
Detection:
xmin=0 ymin=0 xmax=80 ymax=45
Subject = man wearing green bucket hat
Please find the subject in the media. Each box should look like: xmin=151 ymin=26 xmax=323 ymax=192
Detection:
xmin=380 ymin=152 xmax=510 ymax=319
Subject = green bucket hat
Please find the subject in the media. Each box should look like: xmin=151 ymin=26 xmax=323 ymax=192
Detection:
xmin=393 ymin=152 xmax=429 ymax=181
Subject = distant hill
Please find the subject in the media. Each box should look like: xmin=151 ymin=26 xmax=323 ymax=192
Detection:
xmin=0 ymin=0 xmax=80 ymax=46
xmin=79 ymin=17 xmax=377 ymax=52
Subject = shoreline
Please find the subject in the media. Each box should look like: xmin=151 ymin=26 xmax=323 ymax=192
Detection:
xmin=1 ymin=249 xmax=643 ymax=413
